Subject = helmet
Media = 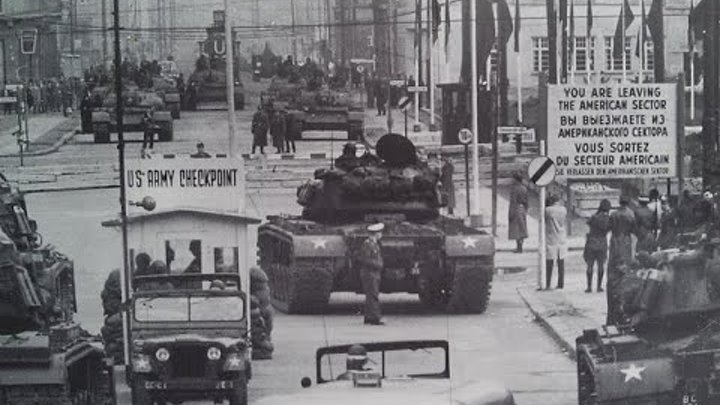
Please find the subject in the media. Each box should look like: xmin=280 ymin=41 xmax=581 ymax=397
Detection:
xmin=346 ymin=344 xmax=368 ymax=371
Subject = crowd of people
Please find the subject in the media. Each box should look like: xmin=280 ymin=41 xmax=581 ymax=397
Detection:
xmin=1 ymin=77 xmax=82 ymax=116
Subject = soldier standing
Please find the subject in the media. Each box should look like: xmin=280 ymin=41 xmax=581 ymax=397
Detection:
xmin=356 ymin=223 xmax=385 ymax=325
xmin=607 ymin=196 xmax=636 ymax=325
xmin=634 ymin=196 xmax=656 ymax=253
xmin=251 ymin=105 xmax=269 ymax=154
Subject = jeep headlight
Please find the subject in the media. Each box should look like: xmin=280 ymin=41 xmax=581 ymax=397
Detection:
xmin=155 ymin=347 xmax=170 ymax=362
xmin=132 ymin=354 xmax=152 ymax=373
xmin=207 ymin=347 xmax=222 ymax=361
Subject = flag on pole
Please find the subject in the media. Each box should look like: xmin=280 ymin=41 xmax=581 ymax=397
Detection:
xmin=635 ymin=0 xmax=647 ymax=58
xmin=432 ymin=0 xmax=442 ymax=43
xmin=613 ymin=0 xmax=635 ymax=59
xmin=586 ymin=0 xmax=593 ymax=39
xmin=444 ymin=0 xmax=451 ymax=55
xmin=514 ymin=0 xmax=521 ymax=52
xmin=497 ymin=0 xmax=514 ymax=46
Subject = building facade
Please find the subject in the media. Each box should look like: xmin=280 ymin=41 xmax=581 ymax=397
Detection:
xmin=390 ymin=0 xmax=694 ymax=115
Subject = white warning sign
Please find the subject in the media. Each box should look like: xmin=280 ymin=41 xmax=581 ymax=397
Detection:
xmin=125 ymin=156 xmax=245 ymax=214
xmin=547 ymin=84 xmax=678 ymax=179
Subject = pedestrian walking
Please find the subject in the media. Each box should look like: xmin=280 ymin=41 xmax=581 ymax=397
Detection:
xmin=141 ymin=111 xmax=157 ymax=151
xmin=366 ymin=75 xmax=375 ymax=108
xmin=284 ymin=111 xmax=297 ymax=154
xmin=508 ymin=172 xmax=528 ymax=253
xmin=251 ymin=106 xmax=269 ymax=154
xmin=270 ymin=108 xmax=287 ymax=153
xmin=375 ymin=80 xmax=387 ymax=116
xmin=607 ymin=196 xmax=636 ymax=325
xmin=440 ymin=154 xmax=455 ymax=216
xmin=634 ymin=196 xmax=656 ymax=253
xmin=583 ymin=199 xmax=611 ymax=293
xmin=545 ymin=195 xmax=567 ymax=290
xmin=355 ymin=223 xmax=385 ymax=325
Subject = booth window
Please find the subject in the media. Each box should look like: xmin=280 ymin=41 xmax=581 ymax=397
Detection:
xmin=214 ymin=247 xmax=239 ymax=273
xmin=165 ymin=239 xmax=202 ymax=274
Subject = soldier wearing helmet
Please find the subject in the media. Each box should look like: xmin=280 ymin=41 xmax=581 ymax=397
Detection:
xmin=355 ymin=223 xmax=385 ymax=325
xmin=337 ymin=345 xmax=371 ymax=380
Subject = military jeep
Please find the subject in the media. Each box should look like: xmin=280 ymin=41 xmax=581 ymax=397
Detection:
xmin=128 ymin=273 xmax=250 ymax=405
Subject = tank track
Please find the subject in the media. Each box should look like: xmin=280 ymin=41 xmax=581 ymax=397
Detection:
xmin=268 ymin=258 xmax=334 ymax=314
xmin=446 ymin=257 xmax=493 ymax=314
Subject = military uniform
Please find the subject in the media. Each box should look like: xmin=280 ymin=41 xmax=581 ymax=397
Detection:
xmin=634 ymin=203 xmax=656 ymax=253
xmin=356 ymin=229 xmax=384 ymax=324
xmin=607 ymin=204 xmax=636 ymax=325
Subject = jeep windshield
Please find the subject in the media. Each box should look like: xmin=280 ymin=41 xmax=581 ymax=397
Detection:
xmin=134 ymin=296 xmax=244 ymax=322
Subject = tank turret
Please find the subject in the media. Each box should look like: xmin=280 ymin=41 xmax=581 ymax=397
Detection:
xmin=297 ymin=134 xmax=443 ymax=223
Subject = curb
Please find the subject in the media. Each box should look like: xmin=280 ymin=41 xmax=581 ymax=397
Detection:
xmin=516 ymin=287 xmax=577 ymax=360
xmin=0 ymin=126 xmax=78 ymax=158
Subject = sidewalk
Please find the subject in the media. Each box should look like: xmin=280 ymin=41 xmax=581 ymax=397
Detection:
xmin=516 ymin=255 xmax=607 ymax=358
xmin=0 ymin=113 xmax=78 ymax=156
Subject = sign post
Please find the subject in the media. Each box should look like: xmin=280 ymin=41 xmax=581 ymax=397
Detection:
xmin=527 ymin=149 xmax=556 ymax=290
xmin=398 ymin=96 xmax=412 ymax=137
xmin=458 ymin=128 xmax=473 ymax=217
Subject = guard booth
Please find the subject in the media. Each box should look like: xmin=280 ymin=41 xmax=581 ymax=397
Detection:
xmin=102 ymin=155 xmax=260 ymax=360
xmin=438 ymin=83 xmax=494 ymax=145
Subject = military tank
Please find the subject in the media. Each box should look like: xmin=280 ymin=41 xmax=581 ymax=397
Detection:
xmin=284 ymin=87 xmax=365 ymax=141
xmin=152 ymin=60 xmax=182 ymax=119
xmin=257 ymin=134 xmax=494 ymax=314
xmin=186 ymin=11 xmax=245 ymax=111
xmin=91 ymin=83 xmax=174 ymax=144
xmin=0 ymin=179 xmax=115 ymax=404
xmin=576 ymin=242 xmax=720 ymax=404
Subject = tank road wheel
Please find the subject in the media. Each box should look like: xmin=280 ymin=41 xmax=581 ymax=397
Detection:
xmin=228 ymin=373 xmax=248 ymax=405
xmin=446 ymin=257 xmax=493 ymax=314
xmin=93 ymin=123 xmax=110 ymax=144
xmin=271 ymin=259 xmax=333 ymax=314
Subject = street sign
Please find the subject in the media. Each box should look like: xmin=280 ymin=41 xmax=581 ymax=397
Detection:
xmin=398 ymin=96 xmax=412 ymax=110
xmin=547 ymin=83 xmax=678 ymax=179
xmin=527 ymin=157 xmax=556 ymax=187
xmin=407 ymin=86 xmax=428 ymax=93
xmin=458 ymin=128 xmax=473 ymax=145
xmin=498 ymin=126 xmax=536 ymax=142
xmin=0 ymin=96 xmax=17 ymax=104
xmin=356 ymin=65 xmax=365 ymax=73
xmin=389 ymin=79 xmax=406 ymax=87
xmin=20 ymin=29 xmax=37 ymax=55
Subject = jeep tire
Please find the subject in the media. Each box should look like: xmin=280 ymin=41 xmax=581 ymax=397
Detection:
xmin=228 ymin=374 xmax=248 ymax=405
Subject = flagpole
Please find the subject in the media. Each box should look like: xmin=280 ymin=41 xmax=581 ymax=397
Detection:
xmin=470 ymin=0 xmax=481 ymax=220
xmin=556 ymin=0 xmax=561 ymax=83
xmin=622 ymin=0 xmax=627 ymax=83
xmin=587 ymin=0 xmax=592 ymax=83
xmin=639 ymin=0 xmax=644 ymax=83
xmin=690 ymin=0 xmax=695 ymax=120
xmin=570 ymin=0 xmax=575 ymax=84
xmin=414 ymin=0 xmax=421 ymax=131
xmin=515 ymin=0 xmax=522 ymax=122
xmin=429 ymin=0 xmax=436 ymax=130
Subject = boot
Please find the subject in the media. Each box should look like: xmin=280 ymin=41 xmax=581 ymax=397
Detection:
xmin=515 ymin=239 xmax=524 ymax=253
xmin=546 ymin=260 xmax=554 ymax=290
xmin=557 ymin=260 xmax=565 ymax=289
xmin=585 ymin=266 xmax=593 ymax=293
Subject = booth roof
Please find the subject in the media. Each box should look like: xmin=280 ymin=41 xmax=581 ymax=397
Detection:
xmin=101 ymin=207 xmax=261 ymax=228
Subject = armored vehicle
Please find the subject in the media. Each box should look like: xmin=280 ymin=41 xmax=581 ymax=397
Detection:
xmin=254 ymin=340 xmax=516 ymax=405
xmin=186 ymin=12 xmax=245 ymax=111
xmin=576 ymin=244 xmax=720 ymax=405
xmin=0 ymin=178 xmax=115 ymax=405
xmin=91 ymin=84 xmax=174 ymax=144
xmin=257 ymin=134 xmax=494 ymax=314
xmin=285 ymin=87 xmax=365 ymax=141
xmin=153 ymin=60 xmax=182 ymax=119
xmin=128 ymin=273 xmax=250 ymax=405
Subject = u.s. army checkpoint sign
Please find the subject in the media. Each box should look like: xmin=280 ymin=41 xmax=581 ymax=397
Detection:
xmin=547 ymin=84 xmax=678 ymax=179
xmin=125 ymin=156 xmax=245 ymax=214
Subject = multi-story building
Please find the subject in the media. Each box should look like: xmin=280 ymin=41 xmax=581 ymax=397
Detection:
xmin=0 ymin=0 xmax=68 ymax=83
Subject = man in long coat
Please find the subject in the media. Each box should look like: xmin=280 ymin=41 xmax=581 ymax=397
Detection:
xmin=270 ymin=109 xmax=287 ymax=153
xmin=508 ymin=172 xmax=528 ymax=253
xmin=251 ymin=106 xmax=269 ymax=154
xmin=607 ymin=196 xmax=636 ymax=325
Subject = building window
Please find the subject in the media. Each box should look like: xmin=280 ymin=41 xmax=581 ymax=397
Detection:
xmin=604 ymin=36 xmax=632 ymax=71
xmin=641 ymin=41 xmax=654 ymax=71
xmin=572 ymin=37 xmax=595 ymax=72
xmin=532 ymin=37 xmax=549 ymax=73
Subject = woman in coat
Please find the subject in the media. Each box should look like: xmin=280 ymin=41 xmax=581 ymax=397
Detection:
xmin=508 ymin=172 xmax=529 ymax=253
xmin=583 ymin=199 xmax=611 ymax=293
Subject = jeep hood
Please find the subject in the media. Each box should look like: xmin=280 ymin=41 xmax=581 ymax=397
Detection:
xmin=133 ymin=332 xmax=244 ymax=347
xmin=253 ymin=378 xmax=515 ymax=405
